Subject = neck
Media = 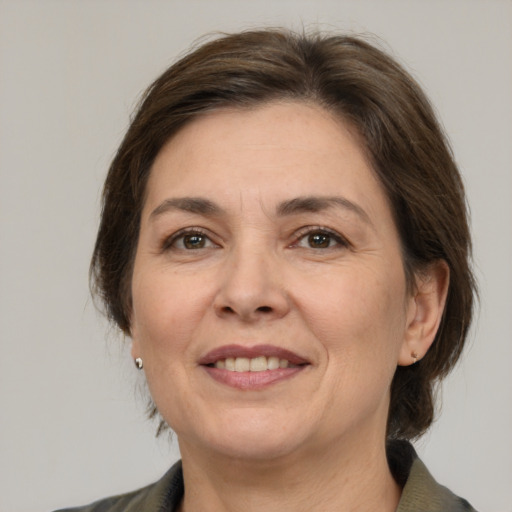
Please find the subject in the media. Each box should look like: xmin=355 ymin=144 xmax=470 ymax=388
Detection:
xmin=177 ymin=434 xmax=401 ymax=512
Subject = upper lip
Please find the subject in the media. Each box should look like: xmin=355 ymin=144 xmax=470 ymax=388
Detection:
xmin=198 ymin=344 xmax=310 ymax=366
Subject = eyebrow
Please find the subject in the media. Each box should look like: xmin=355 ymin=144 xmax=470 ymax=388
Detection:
xmin=150 ymin=197 xmax=224 ymax=219
xmin=276 ymin=196 xmax=372 ymax=226
xmin=149 ymin=195 xmax=372 ymax=226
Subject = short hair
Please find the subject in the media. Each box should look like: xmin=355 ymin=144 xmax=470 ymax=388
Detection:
xmin=91 ymin=29 xmax=476 ymax=440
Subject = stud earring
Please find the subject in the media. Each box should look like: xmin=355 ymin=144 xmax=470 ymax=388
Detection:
xmin=134 ymin=357 xmax=144 ymax=370
xmin=411 ymin=352 xmax=419 ymax=364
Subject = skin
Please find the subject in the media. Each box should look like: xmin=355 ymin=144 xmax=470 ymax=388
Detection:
xmin=130 ymin=101 xmax=449 ymax=512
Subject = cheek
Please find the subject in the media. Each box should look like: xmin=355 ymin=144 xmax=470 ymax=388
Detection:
xmin=130 ymin=272 xmax=214 ymax=418
xmin=298 ymin=264 xmax=408 ymax=360
xmin=131 ymin=269 xmax=212 ymax=358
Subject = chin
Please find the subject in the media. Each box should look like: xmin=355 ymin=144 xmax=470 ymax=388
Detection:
xmin=178 ymin=408 xmax=312 ymax=462
xmin=206 ymin=433 xmax=304 ymax=462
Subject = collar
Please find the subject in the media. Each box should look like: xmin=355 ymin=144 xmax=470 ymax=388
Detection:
xmin=60 ymin=441 xmax=476 ymax=511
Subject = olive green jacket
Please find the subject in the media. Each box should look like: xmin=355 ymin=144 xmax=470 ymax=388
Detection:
xmin=55 ymin=443 xmax=477 ymax=512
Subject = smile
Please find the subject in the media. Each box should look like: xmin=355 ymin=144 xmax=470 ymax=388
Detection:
xmin=212 ymin=356 xmax=297 ymax=372
xmin=199 ymin=344 xmax=310 ymax=390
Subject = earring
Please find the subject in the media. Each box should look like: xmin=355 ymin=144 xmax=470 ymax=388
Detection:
xmin=134 ymin=357 xmax=144 ymax=370
xmin=411 ymin=352 xmax=419 ymax=364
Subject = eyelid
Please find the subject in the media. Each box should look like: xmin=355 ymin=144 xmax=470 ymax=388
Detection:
xmin=161 ymin=227 xmax=219 ymax=251
xmin=290 ymin=226 xmax=351 ymax=249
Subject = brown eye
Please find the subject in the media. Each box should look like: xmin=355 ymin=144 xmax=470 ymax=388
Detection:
xmin=307 ymin=232 xmax=331 ymax=248
xmin=294 ymin=228 xmax=349 ymax=250
xmin=165 ymin=230 xmax=218 ymax=251
xmin=183 ymin=233 xmax=206 ymax=249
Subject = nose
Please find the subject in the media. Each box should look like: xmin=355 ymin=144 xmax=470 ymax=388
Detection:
xmin=213 ymin=246 xmax=290 ymax=322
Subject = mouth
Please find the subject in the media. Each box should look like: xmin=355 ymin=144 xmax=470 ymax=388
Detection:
xmin=210 ymin=355 xmax=299 ymax=371
xmin=198 ymin=344 xmax=310 ymax=390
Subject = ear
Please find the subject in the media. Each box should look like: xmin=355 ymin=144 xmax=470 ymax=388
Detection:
xmin=398 ymin=260 xmax=450 ymax=366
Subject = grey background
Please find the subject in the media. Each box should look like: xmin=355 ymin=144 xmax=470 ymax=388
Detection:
xmin=1 ymin=1 xmax=511 ymax=511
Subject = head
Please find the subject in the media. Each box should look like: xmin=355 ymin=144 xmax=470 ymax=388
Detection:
xmin=91 ymin=29 xmax=475 ymax=442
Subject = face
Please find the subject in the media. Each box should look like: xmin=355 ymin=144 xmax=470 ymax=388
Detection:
xmin=130 ymin=102 xmax=416 ymax=462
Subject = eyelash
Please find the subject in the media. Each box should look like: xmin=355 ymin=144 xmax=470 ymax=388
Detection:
xmin=161 ymin=226 xmax=350 ymax=252
xmin=162 ymin=228 xmax=217 ymax=251
xmin=291 ymin=226 xmax=350 ymax=250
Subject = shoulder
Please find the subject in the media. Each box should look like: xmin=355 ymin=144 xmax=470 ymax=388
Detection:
xmin=398 ymin=456 xmax=477 ymax=512
xmin=389 ymin=441 xmax=478 ymax=512
xmin=53 ymin=487 xmax=149 ymax=512
xmin=53 ymin=461 xmax=184 ymax=512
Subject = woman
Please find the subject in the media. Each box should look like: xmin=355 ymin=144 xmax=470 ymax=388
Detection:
xmin=59 ymin=29 xmax=477 ymax=511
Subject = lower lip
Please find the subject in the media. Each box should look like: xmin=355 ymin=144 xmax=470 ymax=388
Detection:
xmin=202 ymin=366 xmax=305 ymax=390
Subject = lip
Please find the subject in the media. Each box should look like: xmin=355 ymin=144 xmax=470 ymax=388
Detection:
xmin=198 ymin=344 xmax=309 ymax=366
xmin=203 ymin=366 xmax=305 ymax=390
xmin=198 ymin=344 xmax=310 ymax=391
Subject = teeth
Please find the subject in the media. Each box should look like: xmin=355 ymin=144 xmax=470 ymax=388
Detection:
xmin=267 ymin=356 xmax=280 ymax=370
xmin=250 ymin=356 xmax=267 ymax=372
xmin=234 ymin=357 xmax=250 ymax=372
xmin=213 ymin=356 xmax=292 ymax=371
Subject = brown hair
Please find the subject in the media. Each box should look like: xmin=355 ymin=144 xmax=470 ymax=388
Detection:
xmin=91 ymin=29 xmax=476 ymax=440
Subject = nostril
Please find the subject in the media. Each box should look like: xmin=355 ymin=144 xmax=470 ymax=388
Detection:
xmin=215 ymin=304 xmax=278 ymax=318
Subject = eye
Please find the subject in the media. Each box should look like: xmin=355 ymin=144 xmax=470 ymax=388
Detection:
xmin=164 ymin=229 xmax=218 ymax=251
xmin=293 ymin=228 xmax=349 ymax=250
xmin=305 ymin=232 xmax=333 ymax=249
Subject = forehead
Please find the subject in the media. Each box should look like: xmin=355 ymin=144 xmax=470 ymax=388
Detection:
xmin=143 ymin=101 xmax=388 ymax=219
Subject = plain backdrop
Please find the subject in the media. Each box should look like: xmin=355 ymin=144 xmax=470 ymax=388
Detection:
xmin=1 ymin=1 xmax=511 ymax=511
